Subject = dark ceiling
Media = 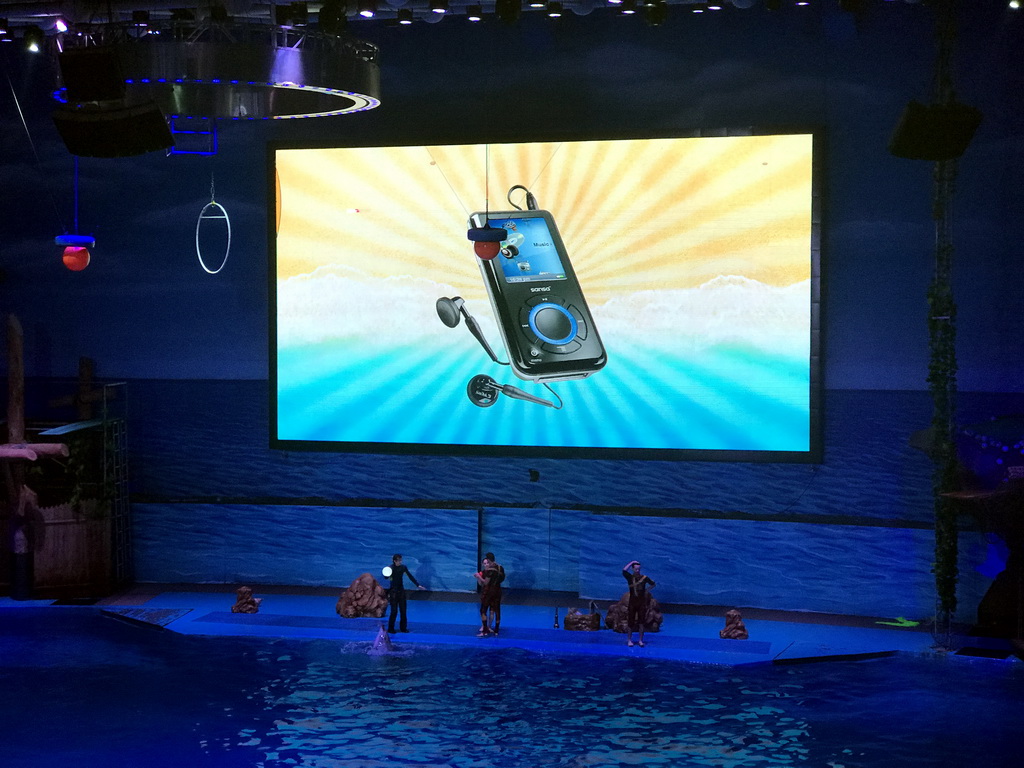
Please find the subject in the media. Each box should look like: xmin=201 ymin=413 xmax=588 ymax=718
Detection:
xmin=0 ymin=0 xmax=921 ymax=38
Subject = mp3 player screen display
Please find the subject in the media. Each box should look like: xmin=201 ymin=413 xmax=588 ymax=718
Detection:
xmin=492 ymin=217 xmax=567 ymax=284
xmin=271 ymin=133 xmax=821 ymax=461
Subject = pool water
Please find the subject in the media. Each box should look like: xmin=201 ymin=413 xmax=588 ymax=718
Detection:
xmin=1 ymin=608 xmax=1021 ymax=768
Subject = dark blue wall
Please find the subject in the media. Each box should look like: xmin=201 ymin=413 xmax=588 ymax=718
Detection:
xmin=2 ymin=2 xmax=1022 ymax=619
xmin=119 ymin=381 xmax=1007 ymax=616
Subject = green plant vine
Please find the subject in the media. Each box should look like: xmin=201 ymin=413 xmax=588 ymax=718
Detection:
xmin=927 ymin=0 xmax=962 ymax=628
xmin=927 ymin=262 xmax=959 ymax=619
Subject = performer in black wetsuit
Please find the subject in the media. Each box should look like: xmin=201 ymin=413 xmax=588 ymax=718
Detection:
xmin=623 ymin=559 xmax=656 ymax=647
xmin=386 ymin=553 xmax=425 ymax=633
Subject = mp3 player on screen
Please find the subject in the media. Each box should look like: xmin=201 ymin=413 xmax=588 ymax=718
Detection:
xmin=469 ymin=209 xmax=607 ymax=382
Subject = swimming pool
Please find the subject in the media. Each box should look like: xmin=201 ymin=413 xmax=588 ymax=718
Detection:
xmin=1 ymin=608 xmax=1021 ymax=767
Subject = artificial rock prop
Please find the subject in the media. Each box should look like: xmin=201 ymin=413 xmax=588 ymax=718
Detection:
xmin=336 ymin=572 xmax=388 ymax=618
xmin=564 ymin=601 xmax=602 ymax=631
xmin=604 ymin=593 xmax=663 ymax=633
xmin=231 ymin=586 xmax=262 ymax=614
xmin=719 ymin=608 xmax=749 ymax=640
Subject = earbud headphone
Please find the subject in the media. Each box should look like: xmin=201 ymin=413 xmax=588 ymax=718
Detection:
xmin=435 ymin=296 xmax=502 ymax=364
xmin=436 ymin=296 xmax=562 ymax=409
xmin=467 ymin=375 xmax=559 ymax=409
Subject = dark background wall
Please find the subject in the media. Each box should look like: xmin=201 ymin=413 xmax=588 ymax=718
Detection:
xmin=1 ymin=2 xmax=1021 ymax=619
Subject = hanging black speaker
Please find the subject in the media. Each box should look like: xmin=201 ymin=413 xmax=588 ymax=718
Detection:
xmin=58 ymin=47 xmax=126 ymax=103
xmin=888 ymin=101 xmax=983 ymax=161
xmin=52 ymin=103 xmax=174 ymax=158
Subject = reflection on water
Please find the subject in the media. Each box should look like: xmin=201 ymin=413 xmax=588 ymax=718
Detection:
xmin=1 ymin=609 xmax=1022 ymax=768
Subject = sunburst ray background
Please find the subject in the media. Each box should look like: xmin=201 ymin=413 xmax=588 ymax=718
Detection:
xmin=274 ymin=134 xmax=814 ymax=454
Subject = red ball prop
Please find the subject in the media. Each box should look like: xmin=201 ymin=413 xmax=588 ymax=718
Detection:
xmin=62 ymin=246 xmax=91 ymax=271
xmin=474 ymin=241 xmax=500 ymax=260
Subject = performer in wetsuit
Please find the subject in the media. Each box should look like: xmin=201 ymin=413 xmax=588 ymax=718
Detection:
xmin=623 ymin=559 xmax=656 ymax=647
xmin=474 ymin=553 xmax=505 ymax=637
xmin=386 ymin=553 xmax=425 ymax=633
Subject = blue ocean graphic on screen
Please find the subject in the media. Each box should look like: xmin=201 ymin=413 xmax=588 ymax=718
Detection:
xmin=276 ymin=272 xmax=810 ymax=452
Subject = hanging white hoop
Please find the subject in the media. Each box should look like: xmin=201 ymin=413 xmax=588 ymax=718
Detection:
xmin=195 ymin=200 xmax=231 ymax=274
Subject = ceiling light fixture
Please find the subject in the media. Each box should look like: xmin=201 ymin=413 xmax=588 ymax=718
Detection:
xmin=646 ymin=0 xmax=668 ymax=24
xmin=289 ymin=2 xmax=309 ymax=25
xmin=467 ymin=4 xmax=483 ymax=20
xmin=318 ymin=1 xmax=347 ymax=32
xmin=398 ymin=8 xmax=414 ymax=24
xmin=358 ymin=0 xmax=377 ymax=18
xmin=496 ymin=0 xmax=523 ymax=23
xmin=431 ymin=0 xmax=449 ymax=14
xmin=547 ymin=1 xmax=563 ymax=17
xmin=23 ymin=25 xmax=44 ymax=52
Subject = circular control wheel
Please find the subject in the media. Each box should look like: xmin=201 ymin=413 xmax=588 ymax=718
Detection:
xmin=528 ymin=303 xmax=578 ymax=346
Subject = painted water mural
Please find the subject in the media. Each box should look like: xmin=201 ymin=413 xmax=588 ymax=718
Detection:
xmin=114 ymin=381 xmax=1013 ymax=619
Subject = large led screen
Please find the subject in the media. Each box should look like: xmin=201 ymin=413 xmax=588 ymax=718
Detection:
xmin=271 ymin=133 xmax=821 ymax=460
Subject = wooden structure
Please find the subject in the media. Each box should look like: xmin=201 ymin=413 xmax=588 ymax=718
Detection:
xmin=1 ymin=315 xmax=131 ymax=599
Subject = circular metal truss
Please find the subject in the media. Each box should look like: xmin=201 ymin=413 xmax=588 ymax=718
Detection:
xmin=54 ymin=18 xmax=380 ymax=120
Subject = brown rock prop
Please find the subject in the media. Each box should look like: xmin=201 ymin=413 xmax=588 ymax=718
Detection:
xmin=564 ymin=601 xmax=602 ymax=631
xmin=604 ymin=592 xmax=663 ymax=633
xmin=231 ymin=586 xmax=262 ymax=614
xmin=719 ymin=608 xmax=749 ymax=640
xmin=336 ymin=572 xmax=389 ymax=618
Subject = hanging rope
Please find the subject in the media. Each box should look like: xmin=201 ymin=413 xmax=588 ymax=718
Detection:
xmin=74 ymin=156 xmax=80 ymax=235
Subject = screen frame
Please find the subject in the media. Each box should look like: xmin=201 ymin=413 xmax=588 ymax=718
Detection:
xmin=268 ymin=126 xmax=824 ymax=463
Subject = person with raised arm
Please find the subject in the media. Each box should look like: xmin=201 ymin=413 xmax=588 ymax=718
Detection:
xmin=385 ymin=553 xmax=426 ymax=633
xmin=622 ymin=559 xmax=656 ymax=647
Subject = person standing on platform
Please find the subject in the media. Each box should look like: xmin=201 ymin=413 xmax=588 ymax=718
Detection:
xmin=475 ymin=553 xmax=505 ymax=637
xmin=623 ymin=559 xmax=656 ymax=647
xmin=386 ymin=553 xmax=425 ymax=633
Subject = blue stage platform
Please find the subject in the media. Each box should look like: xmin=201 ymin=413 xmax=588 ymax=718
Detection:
xmin=80 ymin=588 xmax=990 ymax=668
